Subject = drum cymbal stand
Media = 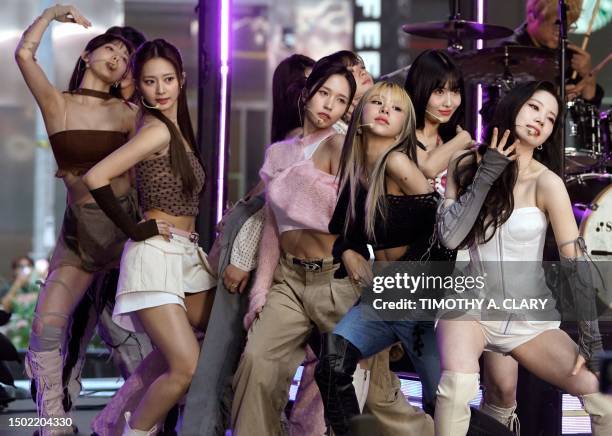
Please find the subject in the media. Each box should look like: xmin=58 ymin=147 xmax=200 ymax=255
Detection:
xmin=559 ymin=0 xmax=569 ymax=180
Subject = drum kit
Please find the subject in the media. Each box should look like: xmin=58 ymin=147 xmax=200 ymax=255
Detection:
xmin=400 ymin=2 xmax=611 ymax=260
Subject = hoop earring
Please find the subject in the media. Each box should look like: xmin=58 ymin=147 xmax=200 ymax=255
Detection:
xmin=537 ymin=144 xmax=543 ymax=150
xmin=140 ymin=96 xmax=159 ymax=110
xmin=356 ymin=127 xmax=363 ymax=135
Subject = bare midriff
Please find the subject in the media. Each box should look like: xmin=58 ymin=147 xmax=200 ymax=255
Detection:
xmin=280 ymin=229 xmax=337 ymax=260
xmin=144 ymin=209 xmax=196 ymax=233
xmin=374 ymin=245 xmax=409 ymax=261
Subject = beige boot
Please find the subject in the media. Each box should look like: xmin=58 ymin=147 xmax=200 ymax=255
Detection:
xmin=480 ymin=402 xmax=520 ymax=435
xmin=434 ymin=371 xmax=480 ymax=436
xmin=122 ymin=412 xmax=158 ymax=436
xmin=25 ymin=349 xmax=74 ymax=436
xmin=65 ymin=354 xmax=85 ymax=411
xmin=581 ymin=392 xmax=612 ymax=436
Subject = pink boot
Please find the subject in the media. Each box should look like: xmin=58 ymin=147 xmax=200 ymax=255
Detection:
xmin=25 ymin=349 xmax=75 ymax=436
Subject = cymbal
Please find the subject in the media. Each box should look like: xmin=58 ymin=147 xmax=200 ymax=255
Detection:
xmin=401 ymin=20 xmax=513 ymax=41
xmin=451 ymin=45 xmax=558 ymax=85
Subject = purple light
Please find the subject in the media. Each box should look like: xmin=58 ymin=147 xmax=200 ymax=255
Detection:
xmin=217 ymin=0 xmax=231 ymax=223
xmin=476 ymin=0 xmax=484 ymax=142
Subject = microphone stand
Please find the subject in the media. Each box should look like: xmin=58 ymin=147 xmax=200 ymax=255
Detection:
xmin=558 ymin=0 xmax=568 ymax=180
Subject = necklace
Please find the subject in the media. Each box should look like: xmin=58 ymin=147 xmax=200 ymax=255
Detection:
xmin=72 ymin=88 xmax=114 ymax=100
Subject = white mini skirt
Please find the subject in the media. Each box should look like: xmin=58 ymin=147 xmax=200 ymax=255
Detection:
xmin=113 ymin=233 xmax=217 ymax=332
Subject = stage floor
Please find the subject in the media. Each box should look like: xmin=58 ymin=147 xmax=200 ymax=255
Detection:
xmin=0 ymin=375 xmax=594 ymax=435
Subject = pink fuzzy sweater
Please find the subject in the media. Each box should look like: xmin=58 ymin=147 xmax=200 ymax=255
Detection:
xmin=243 ymin=128 xmax=339 ymax=328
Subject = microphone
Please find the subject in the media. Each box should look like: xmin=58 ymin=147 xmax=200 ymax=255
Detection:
xmin=305 ymin=107 xmax=328 ymax=126
xmin=356 ymin=123 xmax=373 ymax=135
xmin=425 ymin=109 xmax=443 ymax=123
xmin=515 ymin=125 xmax=538 ymax=136
xmin=141 ymin=96 xmax=160 ymax=110
xmin=379 ymin=64 xmax=412 ymax=80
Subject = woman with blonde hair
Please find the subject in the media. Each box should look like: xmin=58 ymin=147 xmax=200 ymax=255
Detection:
xmin=315 ymin=81 xmax=455 ymax=435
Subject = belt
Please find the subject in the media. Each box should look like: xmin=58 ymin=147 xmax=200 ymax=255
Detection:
xmin=170 ymin=227 xmax=199 ymax=244
xmin=284 ymin=252 xmax=338 ymax=272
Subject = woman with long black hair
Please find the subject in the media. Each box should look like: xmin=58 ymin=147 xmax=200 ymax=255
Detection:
xmin=435 ymin=81 xmax=612 ymax=436
xmin=404 ymin=49 xmax=472 ymax=193
xmin=231 ymin=54 xmax=358 ymax=436
xmin=15 ymin=5 xmax=136 ymax=431
xmin=84 ymin=39 xmax=216 ymax=435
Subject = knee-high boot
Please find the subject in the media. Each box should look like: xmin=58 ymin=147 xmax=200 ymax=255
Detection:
xmin=25 ymin=349 xmax=74 ymax=436
xmin=314 ymin=334 xmax=362 ymax=436
xmin=434 ymin=371 xmax=479 ymax=436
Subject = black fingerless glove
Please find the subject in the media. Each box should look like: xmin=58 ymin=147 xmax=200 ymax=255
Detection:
xmin=561 ymin=252 xmax=604 ymax=374
xmin=90 ymin=185 xmax=159 ymax=242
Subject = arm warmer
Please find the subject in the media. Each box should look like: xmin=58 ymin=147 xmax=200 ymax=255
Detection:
xmin=436 ymin=149 xmax=511 ymax=250
xmin=561 ymin=248 xmax=604 ymax=374
xmin=89 ymin=185 xmax=159 ymax=242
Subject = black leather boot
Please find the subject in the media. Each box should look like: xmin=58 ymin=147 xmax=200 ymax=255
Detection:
xmin=314 ymin=333 xmax=362 ymax=436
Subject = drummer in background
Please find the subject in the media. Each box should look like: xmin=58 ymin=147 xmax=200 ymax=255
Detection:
xmin=503 ymin=0 xmax=604 ymax=105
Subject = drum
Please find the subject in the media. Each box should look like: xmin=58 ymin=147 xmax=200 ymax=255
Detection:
xmin=566 ymin=173 xmax=612 ymax=259
xmin=601 ymin=109 xmax=612 ymax=169
xmin=564 ymin=100 xmax=602 ymax=174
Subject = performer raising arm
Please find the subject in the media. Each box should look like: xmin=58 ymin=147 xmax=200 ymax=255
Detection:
xmin=15 ymin=5 xmax=136 ymax=433
xmin=435 ymin=81 xmax=612 ymax=436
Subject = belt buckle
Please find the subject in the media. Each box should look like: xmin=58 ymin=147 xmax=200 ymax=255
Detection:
xmin=189 ymin=233 xmax=199 ymax=244
xmin=302 ymin=260 xmax=321 ymax=272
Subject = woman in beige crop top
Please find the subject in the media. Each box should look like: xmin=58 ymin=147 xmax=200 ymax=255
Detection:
xmin=84 ymin=39 xmax=216 ymax=435
xmin=15 ymin=4 xmax=138 ymax=429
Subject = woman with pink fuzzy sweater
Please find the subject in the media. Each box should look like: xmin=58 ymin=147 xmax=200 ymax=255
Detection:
xmin=230 ymin=53 xmax=358 ymax=436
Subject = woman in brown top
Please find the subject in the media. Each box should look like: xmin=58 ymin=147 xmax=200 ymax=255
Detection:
xmin=15 ymin=4 xmax=137 ymax=432
xmin=84 ymin=39 xmax=216 ymax=435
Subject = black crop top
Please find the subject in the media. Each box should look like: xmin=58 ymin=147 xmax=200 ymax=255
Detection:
xmin=329 ymin=182 xmax=456 ymax=277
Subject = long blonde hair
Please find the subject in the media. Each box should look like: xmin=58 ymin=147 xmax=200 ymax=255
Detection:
xmin=336 ymin=81 xmax=418 ymax=241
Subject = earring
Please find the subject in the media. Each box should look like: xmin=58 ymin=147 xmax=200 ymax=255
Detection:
xmin=537 ymin=144 xmax=543 ymax=150
xmin=356 ymin=127 xmax=362 ymax=135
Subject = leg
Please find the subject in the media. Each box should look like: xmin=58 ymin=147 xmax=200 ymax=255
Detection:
xmin=27 ymin=266 xmax=93 ymax=434
xmin=63 ymin=288 xmax=99 ymax=412
xmin=288 ymin=345 xmax=327 ymax=436
xmin=480 ymin=352 xmax=519 ymax=432
xmin=231 ymin=283 xmax=312 ymax=436
xmin=434 ymin=319 xmax=485 ymax=436
xmin=511 ymin=329 xmax=612 ymax=435
xmin=91 ymin=348 xmax=166 ymax=436
xmin=364 ymin=348 xmax=434 ymax=436
xmin=315 ymin=304 xmax=397 ymax=436
xmin=184 ymin=289 xmax=216 ymax=331
xmin=395 ymin=321 xmax=441 ymax=413
xmin=128 ymin=304 xmax=199 ymax=432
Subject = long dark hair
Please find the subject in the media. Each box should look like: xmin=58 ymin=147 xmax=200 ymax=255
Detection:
xmin=404 ymin=49 xmax=465 ymax=142
xmin=299 ymin=54 xmax=357 ymax=122
xmin=132 ymin=39 xmax=202 ymax=194
xmin=453 ymin=81 xmax=562 ymax=248
xmin=68 ymin=33 xmax=133 ymax=98
xmin=105 ymin=26 xmax=146 ymax=51
xmin=271 ymin=54 xmax=315 ymax=142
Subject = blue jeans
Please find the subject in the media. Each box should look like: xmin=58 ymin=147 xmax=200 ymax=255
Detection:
xmin=334 ymin=302 xmax=441 ymax=408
